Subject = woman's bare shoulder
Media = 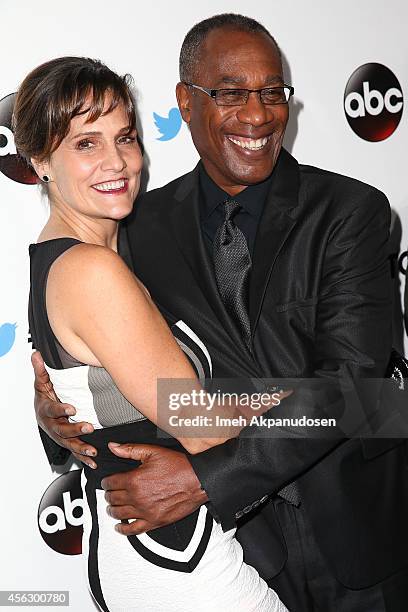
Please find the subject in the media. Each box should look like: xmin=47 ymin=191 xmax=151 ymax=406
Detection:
xmin=50 ymin=242 xmax=129 ymax=277
xmin=47 ymin=242 xmax=140 ymax=299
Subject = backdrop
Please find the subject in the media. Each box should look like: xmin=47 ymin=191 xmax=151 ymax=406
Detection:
xmin=1 ymin=1 xmax=407 ymax=610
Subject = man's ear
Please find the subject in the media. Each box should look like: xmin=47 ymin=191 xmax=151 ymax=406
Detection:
xmin=176 ymin=82 xmax=192 ymax=124
xmin=30 ymin=157 xmax=51 ymax=182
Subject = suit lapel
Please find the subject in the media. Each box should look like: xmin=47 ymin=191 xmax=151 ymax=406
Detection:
xmin=169 ymin=165 xmax=250 ymax=356
xmin=249 ymin=150 xmax=300 ymax=334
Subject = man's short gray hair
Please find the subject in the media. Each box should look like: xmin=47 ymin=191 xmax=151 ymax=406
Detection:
xmin=179 ymin=13 xmax=281 ymax=83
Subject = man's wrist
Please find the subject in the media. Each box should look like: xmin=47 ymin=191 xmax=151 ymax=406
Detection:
xmin=187 ymin=460 xmax=209 ymax=504
xmin=195 ymin=485 xmax=209 ymax=504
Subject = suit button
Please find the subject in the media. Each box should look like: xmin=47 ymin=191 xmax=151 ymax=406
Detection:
xmin=235 ymin=510 xmax=244 ymax=519
xmin=265 ymin=385 xmax=278 ymax=393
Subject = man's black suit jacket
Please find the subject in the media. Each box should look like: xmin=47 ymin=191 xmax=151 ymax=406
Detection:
xmin=124 ymin=149 xmax=408 ymax=590
xmin=41 ymin=149 xmax=407 ymax=589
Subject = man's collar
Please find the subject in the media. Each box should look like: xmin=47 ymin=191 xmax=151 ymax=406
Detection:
xmin=198 ymin=164 xmax=226 ymax=216
xmin=174 ymin=148 xmax=300 ymax=217
xmin=198 ymin=162 xmax=273 ymax=219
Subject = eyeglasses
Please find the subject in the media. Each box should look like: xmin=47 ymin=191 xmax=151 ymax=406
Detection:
xmin=183 ymin=82 xmax=294 ymax=106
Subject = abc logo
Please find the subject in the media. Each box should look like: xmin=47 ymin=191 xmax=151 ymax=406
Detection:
xmin=38 ymin=469 xmax=83 ymax=555
xmin=0 ymin=93 xmax=37 ymax=184
xmin=344 ymin=63 xmax=403 ymax=142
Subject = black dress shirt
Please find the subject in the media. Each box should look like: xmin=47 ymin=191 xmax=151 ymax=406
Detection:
xmin=198 ymin=162 xmax=272 ymax=258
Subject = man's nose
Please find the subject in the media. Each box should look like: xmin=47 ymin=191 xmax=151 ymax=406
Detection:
xmin=236 ymin=91 xmax=272 ymax=126
xmin=101 ymin=144 xmax=126 ymax=172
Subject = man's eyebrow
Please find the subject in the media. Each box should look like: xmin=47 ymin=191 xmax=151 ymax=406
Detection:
xmin=217 ymin=74 xmax=284 ymax=86
xmin=263 ymin=75 xmax=284 ymax=85
xmin=218 ymin=76 xmax=247 ymax=86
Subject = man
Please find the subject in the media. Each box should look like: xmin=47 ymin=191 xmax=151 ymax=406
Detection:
xmin=33 ymin=13 xmax=408 ymax=611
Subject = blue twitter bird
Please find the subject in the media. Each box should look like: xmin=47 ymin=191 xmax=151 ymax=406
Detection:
xmin=0 ymin=322 xmax=17 ymax=357
xmin=153 ymin=108 xmax=182 ymax=141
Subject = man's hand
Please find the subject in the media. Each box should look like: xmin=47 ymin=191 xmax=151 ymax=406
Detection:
xmin=102 ymin=444 xmax=209 ymax=535
xmin=32 ymin=351 xmax=97 ymax=468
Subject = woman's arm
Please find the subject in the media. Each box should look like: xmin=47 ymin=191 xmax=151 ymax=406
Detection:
xmin=46 ymin=243 xmax=266 ymax=453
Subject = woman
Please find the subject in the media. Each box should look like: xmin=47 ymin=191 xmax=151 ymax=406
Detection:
xmin=14 ymin=57 xmax=287 ymax=612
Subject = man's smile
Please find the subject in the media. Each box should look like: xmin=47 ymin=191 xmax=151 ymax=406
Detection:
xmin=227 ymin=135 xmax=270 ymax=151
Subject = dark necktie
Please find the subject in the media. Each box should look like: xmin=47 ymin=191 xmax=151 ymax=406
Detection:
xmin=213 ymin=200 xmax=251 ymax=346
xmin=214 ymin=201 xmax=300 ymax=507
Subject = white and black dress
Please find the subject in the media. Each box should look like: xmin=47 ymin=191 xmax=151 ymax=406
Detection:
xmin=29 ymin=238 xmax=287 ymax=612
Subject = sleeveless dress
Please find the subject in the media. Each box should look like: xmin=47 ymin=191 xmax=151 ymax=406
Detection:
xmin=29 ymin=238 xmax=287 ymax=612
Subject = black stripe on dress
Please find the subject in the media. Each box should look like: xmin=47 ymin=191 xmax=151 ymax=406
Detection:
xmin=85 ymin=478 xmax=110 ymax=612
xmin=126 ymin=511 xmax=213 ymax=573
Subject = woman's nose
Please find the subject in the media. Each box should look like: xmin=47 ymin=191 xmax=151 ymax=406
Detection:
xmin=101 ymin=144 xmax=126 ymax=172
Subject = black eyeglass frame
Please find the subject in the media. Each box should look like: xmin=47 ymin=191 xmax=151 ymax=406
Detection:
xmin=183 ymin=82 xmax=295 ymax=106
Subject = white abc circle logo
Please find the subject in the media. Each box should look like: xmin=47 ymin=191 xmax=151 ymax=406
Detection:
xmin=345 ymin=82 xmax=403 ymax=118
xmin=344 ymin=63 xmax=403 ymax=142
xmin=38 ymin=469 xmax=84 ymax=555
xmin=39 ymin=490 xmax=84 ymax=534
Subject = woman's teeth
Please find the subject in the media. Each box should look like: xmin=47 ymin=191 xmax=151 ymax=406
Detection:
xmin=228 ymin=136 xmax=269 ymax=150
xmin=93 ymin=179 xmax=126 ymax=192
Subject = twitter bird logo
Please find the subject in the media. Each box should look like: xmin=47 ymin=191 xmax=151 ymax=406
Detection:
xmin=0 ymin=322 xmax=17 ymax=357
xmin=153 ymin=108 xmax=182 ymax=141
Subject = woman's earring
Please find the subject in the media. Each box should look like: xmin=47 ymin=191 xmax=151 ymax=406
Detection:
xmin=42 ymin=175 xmax=50 ymax=183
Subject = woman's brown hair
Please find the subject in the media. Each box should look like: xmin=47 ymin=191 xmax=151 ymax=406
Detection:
xmin=13 ymin=56 xmax=136 ymax=165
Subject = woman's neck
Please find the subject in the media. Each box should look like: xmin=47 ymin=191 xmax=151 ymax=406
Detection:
xmin=38 ymin=206 xmax=119 ymax=252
